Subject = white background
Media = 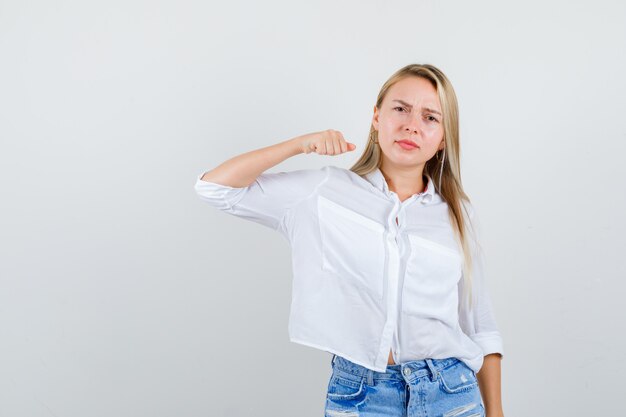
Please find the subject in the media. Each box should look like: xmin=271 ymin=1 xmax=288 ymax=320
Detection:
xmin=1 ymin=1 xmax=625 ymax=416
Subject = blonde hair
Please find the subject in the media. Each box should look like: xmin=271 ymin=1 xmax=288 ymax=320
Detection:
xmin=349 ymin=63 xmax=480 ymax=310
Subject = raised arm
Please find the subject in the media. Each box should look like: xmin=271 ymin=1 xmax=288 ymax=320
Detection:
xmin=199 ymin=130 xmax=356 ymax=187
xmin=195 ymin=130 xmax=356 ymax=236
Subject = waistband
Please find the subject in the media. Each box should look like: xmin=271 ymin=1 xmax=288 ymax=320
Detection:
xmin=330 ymin=354 xmax=462 ymax=385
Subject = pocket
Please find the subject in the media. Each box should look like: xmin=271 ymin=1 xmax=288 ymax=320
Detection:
xmin=326 ymin=372 xmax=366 ymax=401
xmin=317 ymin=195 xmax=386 ymax=301
xmin=402 ymin=234 xmax=462 ymax=321
xmin=438 ymin=361 xmax=478 ymax=394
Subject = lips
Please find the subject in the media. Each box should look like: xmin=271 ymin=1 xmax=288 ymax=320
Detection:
xmin=396 ymin=139 xmax=419 ymax=148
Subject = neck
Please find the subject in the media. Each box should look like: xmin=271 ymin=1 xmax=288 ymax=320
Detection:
xmin=379 ymin=162 xmax=427 ymax=197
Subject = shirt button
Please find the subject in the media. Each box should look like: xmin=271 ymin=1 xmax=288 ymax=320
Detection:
xmin=403 ymin=367 xmax=411 ymax=376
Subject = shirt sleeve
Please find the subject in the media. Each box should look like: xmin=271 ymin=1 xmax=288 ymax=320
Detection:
xmin=193 ymin=166 xmax=328 ymax=237
xmin=457 ymin=202 xmax=504 ymax=358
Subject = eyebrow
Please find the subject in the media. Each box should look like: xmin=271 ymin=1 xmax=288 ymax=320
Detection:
xmin=392 ymin=99 xmax=442 ymax=116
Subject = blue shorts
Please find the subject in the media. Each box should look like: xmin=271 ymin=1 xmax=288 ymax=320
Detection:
xmin=325 ymin=354 xmax=485 ymax=417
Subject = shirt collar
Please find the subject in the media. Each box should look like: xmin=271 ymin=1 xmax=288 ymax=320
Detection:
xmin=364 ymin=167 xmax=436 ymax=204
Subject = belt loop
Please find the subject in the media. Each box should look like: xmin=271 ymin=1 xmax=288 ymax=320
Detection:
xmin=425 ymin=358 xmax=438 ymax=382
xmin=366 ymin=368 xmax=373 ymax=386
xmin=331 ymin=353 xmax=336 ymax=367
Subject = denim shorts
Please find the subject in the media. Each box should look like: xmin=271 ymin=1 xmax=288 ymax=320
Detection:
xmin=324 ymin=354 xmax=485 ymax=417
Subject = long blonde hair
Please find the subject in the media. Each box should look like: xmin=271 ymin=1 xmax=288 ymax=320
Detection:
xmin=349 ymin=63 xmax=480 ymax=310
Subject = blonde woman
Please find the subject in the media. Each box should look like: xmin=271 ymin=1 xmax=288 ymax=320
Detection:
xmin=195 ymin=64 xmax=504 ymax=417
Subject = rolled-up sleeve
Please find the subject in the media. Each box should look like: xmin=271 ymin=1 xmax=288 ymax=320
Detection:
xmin=457 ymin=203 xmax=504 ymax=358
xmin=194 ymin=166 xmax=328 ymax=235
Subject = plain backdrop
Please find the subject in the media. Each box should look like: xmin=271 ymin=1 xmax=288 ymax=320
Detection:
xmin=1 ymin=1 xmax=625 ymax=416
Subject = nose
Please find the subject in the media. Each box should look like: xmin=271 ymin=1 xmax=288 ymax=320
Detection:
xmin=404 ymin=114 xmax=422 ymax=134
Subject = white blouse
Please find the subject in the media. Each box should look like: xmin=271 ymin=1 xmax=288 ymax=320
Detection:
xmin=194 ymin=165 xmax=504 ymax=373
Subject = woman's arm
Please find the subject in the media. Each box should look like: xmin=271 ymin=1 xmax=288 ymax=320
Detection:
xmin=200 ymin=130 xmax=356 ymax=187
xmin=200 ymin=136 xmax=304 ymax=187
xmin=457 ymin=203 xmax=505 ymax=416
xmin=476 ymin=353 xmax=504 ymax=417
xmin=195 ymin=130 xmax=356 ymax=234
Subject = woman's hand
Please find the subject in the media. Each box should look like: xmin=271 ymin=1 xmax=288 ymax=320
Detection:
xmin=297 ymin=129 xmax=356 ymax=155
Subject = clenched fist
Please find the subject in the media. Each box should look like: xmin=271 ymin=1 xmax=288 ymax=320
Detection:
xmin=298 ymin=130 xmax=357 ymax=155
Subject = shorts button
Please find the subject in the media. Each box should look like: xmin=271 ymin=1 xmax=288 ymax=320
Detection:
xmin=403 ymin=367 xmax=411 ymax=376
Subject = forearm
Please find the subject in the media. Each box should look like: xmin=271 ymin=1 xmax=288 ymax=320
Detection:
xmin=200 ymin=136 xmax=304 ymax=187
xmin=476 ymin=353 xmax=504 ymax=416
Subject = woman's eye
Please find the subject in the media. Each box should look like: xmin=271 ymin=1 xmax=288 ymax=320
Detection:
xmin=426 ymin=115 xmax=439 ymax=122
xmin=393 ymin=106 xmax=406 ymax=112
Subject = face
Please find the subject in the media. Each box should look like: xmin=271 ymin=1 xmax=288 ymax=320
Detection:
xmin=372 ymin=76 xmax=445 ymax=169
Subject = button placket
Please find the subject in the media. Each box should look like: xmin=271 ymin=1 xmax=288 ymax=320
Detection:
xmin=379 ymin=198 xmax=401 ymax=369
xmin=392 ymin=205 xmax=404 ymax=364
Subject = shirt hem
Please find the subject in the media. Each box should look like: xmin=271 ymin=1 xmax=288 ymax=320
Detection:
xmin=288 ymin=336 xmax=387 ymax=373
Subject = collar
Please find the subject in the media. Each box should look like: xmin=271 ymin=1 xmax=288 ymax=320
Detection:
xmin=364 ymin=167 xmax=436 ymax=204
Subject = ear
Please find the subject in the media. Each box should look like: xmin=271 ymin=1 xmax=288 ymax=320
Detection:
xmin=371 ymin=105 xmax=379 ymax=130
xmin=438 ymin=140 xmax=445 ymax=151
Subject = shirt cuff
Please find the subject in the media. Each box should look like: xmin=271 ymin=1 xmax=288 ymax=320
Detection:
xmin=194 ymin=171 xmax=248 ymax=210
xmin=470 ymin=331 xmax=504 ymax=357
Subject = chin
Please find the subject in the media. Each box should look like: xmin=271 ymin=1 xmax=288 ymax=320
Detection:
xmin=384 ymin=155 xmax=424 ymax=168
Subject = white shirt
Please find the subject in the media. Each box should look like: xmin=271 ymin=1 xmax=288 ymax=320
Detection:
xmin=194 ymin=165 xmax=504 ymax=373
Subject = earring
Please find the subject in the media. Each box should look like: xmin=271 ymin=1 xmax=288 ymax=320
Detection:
xmin=437 ymin=147 xmax=445 ymax=193
xmin=370 ymin=132 xmax=379 ymax=144
xmin=435 ymin=144 xmax=445 ymax=160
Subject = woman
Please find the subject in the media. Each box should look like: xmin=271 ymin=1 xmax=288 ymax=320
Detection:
xmin=195 ymin=63 xmax=505 ymax=417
